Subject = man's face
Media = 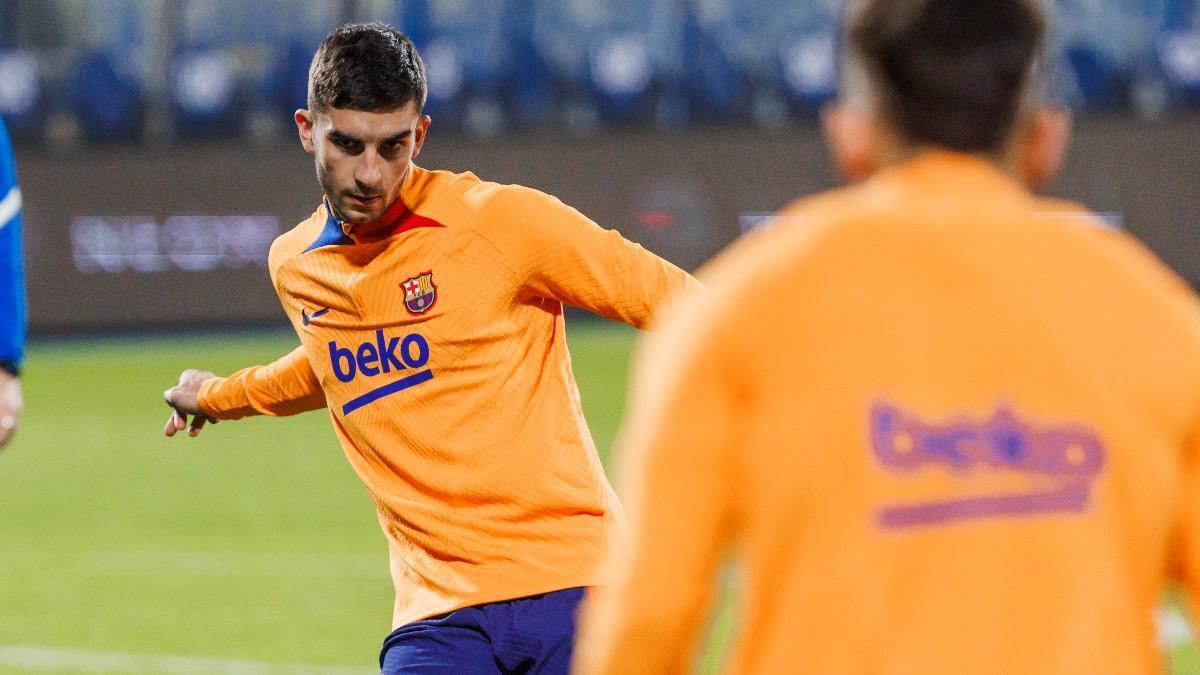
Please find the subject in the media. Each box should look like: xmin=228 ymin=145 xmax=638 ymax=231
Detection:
xmin=295 ymin=102 xmax=430 ymax=225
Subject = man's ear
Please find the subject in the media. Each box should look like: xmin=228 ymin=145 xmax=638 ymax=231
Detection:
xmin=1018 ymin=106 xmax=1071 ymax=189
xmin=821 ymin=103 xmax=878 ymax=183
xmin=295 ymin=109 xmax=316 ymax=154
xmin=411 ymin=114 xmax=432 ymax=159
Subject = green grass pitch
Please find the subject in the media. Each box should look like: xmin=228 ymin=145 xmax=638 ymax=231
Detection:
xmin=0 ymin=321 xmax=1196 ymax=673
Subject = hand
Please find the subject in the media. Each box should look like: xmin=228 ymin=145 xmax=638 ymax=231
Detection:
xmin=163 ymin=369 xmax=218 ymax=438
xmin=0 ymin=371 xmax=21 ymax=449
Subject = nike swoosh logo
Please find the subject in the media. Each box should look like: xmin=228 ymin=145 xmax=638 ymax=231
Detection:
xmin=301 ymin=307 xmax=330 ymax=326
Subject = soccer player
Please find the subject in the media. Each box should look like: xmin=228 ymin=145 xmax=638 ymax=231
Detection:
xmin=161 ymin=23 xmax=698 ymax=673
xmin=573 ymin=1 xmax=1200 ymax=673
xmin=0 ymin=116 xmax=26 ymax=450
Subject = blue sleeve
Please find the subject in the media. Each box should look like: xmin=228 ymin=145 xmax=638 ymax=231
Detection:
xmin=0 ymin=117 xmax=27 ymax=371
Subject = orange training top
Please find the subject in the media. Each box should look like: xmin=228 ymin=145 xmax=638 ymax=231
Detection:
xmin=574 ymin=152 xmax=1200 ymax=675
xmin=199 ymin=164 xmax=698 ymax=628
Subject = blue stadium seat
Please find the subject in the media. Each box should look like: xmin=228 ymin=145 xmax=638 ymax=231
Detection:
xmin=10 ymin=0 xmax=1200 ymax=146
xmin=171 ymin=50 xmax=244 ymax=139
xmin=688 ymin=1 xmax=840 ymax=123
xmin=1155 ymin=30 xmax=1200 ymax=97
xmin=179 ymin=0 xmax=341 ymax=136
xmin=23 ymin=0 xmax=152 ymax=143
xmin=0 ymin=50 xmax=44 ymax=141
xmin=177 ymin=0 xmax=338 ymax=50
xmin=276 ymin=41 xmax=315 ymax=115
xmin=1062 ymin=45 xmax=1123 ymax=106
xmin=71 ymin=51 xmax=145 ymax=142
xmin=506 ymin=0 xmax=557 ymax=128
xmin=1047 ymin=0 xmax=1151 ymax=108
xmin=344 ymin=0 xmax=515 ymax=134
xmin=531 ymin=0 xmax=687 ymax=128
xmin=778 ymin=28 xmax=839 ymax=111
xmin=681 ymin=10 xmax=745 ymax=122
xmin=1151 ymin=0 xmax=1200 ymax=103
xmin=416 ymin=0 xmax=513 ymax=134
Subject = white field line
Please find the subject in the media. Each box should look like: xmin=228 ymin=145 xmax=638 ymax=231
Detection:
xmin=0 ymin=553 xmax=1193 ymax=652
xmin=0 ymin=645 xmax=368 ymax=674
xmin=0 ymin=550 xmax=387 ymax=578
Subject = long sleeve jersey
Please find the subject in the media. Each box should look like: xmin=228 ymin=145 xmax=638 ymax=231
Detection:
xmin=575 ymin=152 xmax=1200 ymax=675
xmin=0 ymin=117 xmax=25 ymax=373
xmin=199 ymin=164 xmax=699 ymax=628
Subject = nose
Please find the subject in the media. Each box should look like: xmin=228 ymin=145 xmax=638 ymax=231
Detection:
xmin=355 ymin=148 xmax=383 ymax=192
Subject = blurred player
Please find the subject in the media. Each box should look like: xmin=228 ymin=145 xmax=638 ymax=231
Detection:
xmin=0 ymin=116 xmax=26 ymax=450
xmin=161 ymin=23 xmax=698 ymax=674
xmin=574 ymin=1 xmax=1200 ymax=673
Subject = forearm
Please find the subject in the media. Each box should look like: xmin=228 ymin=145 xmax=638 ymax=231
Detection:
xmin=198 ymin=346 xmax=326 ymax=420
xmin=555 ymin=229 xmax=701 ymax=329
xmin=489 ymin=185 xmax=701 ymax=329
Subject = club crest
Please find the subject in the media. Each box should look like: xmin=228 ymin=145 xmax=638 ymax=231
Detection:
xmin=401 ymin=271 xmax=438 ymax=315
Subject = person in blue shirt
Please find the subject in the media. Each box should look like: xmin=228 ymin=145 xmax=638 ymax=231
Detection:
xmin=0 ymin=116 xmax=26 ymax=449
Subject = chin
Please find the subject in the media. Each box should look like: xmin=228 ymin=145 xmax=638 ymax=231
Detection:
xmin=335 ymin=205 xmax=373 ymax=224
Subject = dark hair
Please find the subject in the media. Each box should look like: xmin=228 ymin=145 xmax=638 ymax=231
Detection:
xmin=308 ymin=22 xmax=427 ymax=113
xmin=848 ymin=0 xmax=1046 ymax=154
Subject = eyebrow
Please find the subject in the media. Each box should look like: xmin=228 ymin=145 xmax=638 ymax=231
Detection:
xmin=382 ymin=130 xmax=413 ymax=145
xmin=328 ymin=129 xmax=413 ymax=146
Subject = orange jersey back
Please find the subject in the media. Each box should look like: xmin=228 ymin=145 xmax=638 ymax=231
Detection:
xmin=201 ymin=164 xmax=697 ymax=628
xmin=575 ymin=153 xmax=1200 ymax=675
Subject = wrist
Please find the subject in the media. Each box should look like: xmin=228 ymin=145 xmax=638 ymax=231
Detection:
xmin=196 ymin=375 xmax=220 ymax=419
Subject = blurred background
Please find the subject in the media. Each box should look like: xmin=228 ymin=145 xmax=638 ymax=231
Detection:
xmin=0 ymin=0 xmax=1196 ymax=332
xmin=2 ymin=1 xmax=1200 ymax=673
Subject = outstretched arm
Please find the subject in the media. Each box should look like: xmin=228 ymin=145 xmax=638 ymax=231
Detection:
xmin=163 ymin=345 xmax=326 ymax=438
xmin=486 ymin=186 xmax=702 ymax=328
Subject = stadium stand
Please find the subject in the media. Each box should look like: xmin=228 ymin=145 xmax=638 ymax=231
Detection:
xmin=0 ymin=49 xmax=42 ymax=140
xmin=1154 ymin=0 xmax=1200 ymax=103
xmin=688 ymin=0 xmax=840 ymax=124
xmin=0 ymin=0 xmax=1195 ymax=144
xmin=529 ymin=0 xmax=689 ymax=128
xmin=357 ymin=0 xmax=517 ymax=134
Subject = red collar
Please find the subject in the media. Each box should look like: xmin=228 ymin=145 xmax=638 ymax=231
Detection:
xmin=339 ymin=195 xmax=445 ymax=244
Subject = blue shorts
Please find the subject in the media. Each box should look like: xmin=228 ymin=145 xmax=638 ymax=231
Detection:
xmin=379 ymin=587 xmax=586 ymax=674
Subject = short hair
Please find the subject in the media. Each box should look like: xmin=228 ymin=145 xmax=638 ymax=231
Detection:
xmin=308 ymin=22 xmax=427 ymax=114
xmin=846 ymin=0 xmax=1047 ymax=155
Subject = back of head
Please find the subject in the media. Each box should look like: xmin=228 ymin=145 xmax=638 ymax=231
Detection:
xmin=846 ymin=0 xmax=1047 ymax=155
xmin=308 ymin=22 xmax=427 ymax=114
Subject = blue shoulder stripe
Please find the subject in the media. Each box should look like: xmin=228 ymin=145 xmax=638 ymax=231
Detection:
xmin=304 ymin=201 xmax=353 ymax=253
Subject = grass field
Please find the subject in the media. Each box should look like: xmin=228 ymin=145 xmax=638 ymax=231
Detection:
xmin=0 ymin=321 xmax=1196 ymax=673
